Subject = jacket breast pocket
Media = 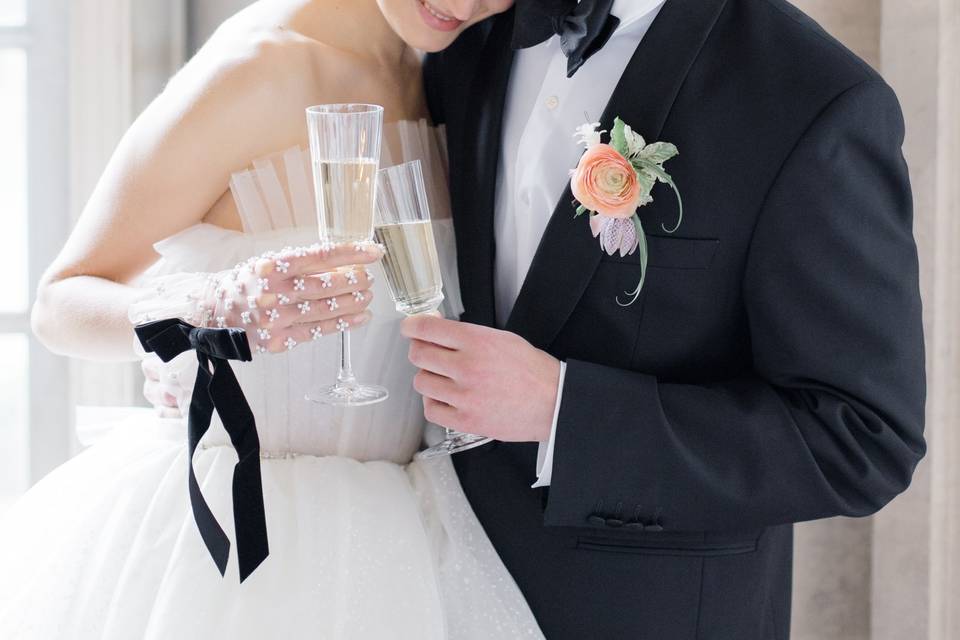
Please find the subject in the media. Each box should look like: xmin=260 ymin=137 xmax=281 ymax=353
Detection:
xmin=580 ymin=236 xmax=720 ymax=311
xmin=628 ymin=234 xmax=720 ymax=270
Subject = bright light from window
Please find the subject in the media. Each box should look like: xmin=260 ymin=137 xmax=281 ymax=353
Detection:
xmin=0 ymin=0 xmax=24 ymax=26
xmin=0 ymin=48 xmax=28 ymax=313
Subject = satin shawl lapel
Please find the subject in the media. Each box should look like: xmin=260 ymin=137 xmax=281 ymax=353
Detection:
xmin=453 ymin=12 xmax=516 ymax=327
xmin=504 ymin=0 xmax=729 ymax=348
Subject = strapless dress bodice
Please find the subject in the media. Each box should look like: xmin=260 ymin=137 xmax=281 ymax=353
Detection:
xmin=131 ymin=120 xmax=461 ymax=464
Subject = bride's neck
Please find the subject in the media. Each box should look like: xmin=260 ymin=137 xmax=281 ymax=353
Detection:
xmin=290 ymin=0 xmax=409 ymax=68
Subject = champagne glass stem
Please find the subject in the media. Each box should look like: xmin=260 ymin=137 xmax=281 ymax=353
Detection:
xmin=337 ymin=331 xmax=356 ymax=387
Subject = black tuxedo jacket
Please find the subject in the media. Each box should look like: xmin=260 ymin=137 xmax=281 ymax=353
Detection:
xmin=424 ymin=1 xmax=926 ymax=637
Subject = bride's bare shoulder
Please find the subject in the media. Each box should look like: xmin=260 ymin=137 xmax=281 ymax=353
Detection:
xmin=172 ymin=7 xmax=357 ymax=116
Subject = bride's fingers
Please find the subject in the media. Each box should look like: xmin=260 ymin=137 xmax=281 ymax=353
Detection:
xmin=143 ymin=378 xmax=178 ymax=409
xmin=252 ymin=311 xmax=372 ymax=354
xmin=255 ymin=267 xmax=374 ymax=307
xmin=289 ymin=290 xmax=375 ymax=326
xmin=289 ymin=267 xmax=375 ymax=301
xmin=248 ymin=288 xmax=372 ymax=330
xmin=255 ymin=243 xmax=383 ymax=278
xmin=248 ymin=289 xmax=372 ymax=350
xmin=141 ymin=358 xmax=160 ymax=382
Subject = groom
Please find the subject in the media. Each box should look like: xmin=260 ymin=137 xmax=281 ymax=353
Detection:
xmin=410 ymin=0 xmax=926 ymax=637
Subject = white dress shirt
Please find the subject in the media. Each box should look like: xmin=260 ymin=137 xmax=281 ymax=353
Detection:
xmin=491 ymin=0 xmax=667 ymax=487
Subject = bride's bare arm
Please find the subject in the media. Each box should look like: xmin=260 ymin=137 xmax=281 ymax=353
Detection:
xmin=31 ymin=31 xmax=320 ymax=362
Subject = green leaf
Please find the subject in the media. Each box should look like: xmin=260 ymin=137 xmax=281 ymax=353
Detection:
xmin=618 ymin=216 xmax=648 ymax=306
xmin=635 ymin=169 xmax=656 ymax=202
xmin=574 ymin=204 xmax=589 ymax=217
xmin=636 ymin=158 xmax=672 ymax=184
xmin=610 ymin=117 xmax=628 ymax=156
xmin=634 ymin=160 xmax=683 ymax=233
xmin=639 ymin=141 xmax=679 ymax=164
xmin=661 ymin=178 xmax=684 ymax=233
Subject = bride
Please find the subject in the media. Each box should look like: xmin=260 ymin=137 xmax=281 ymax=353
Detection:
xmin=0 ymin=0 xmax=542 ymax=638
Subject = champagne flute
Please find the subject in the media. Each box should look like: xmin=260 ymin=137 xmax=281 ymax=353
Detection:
xmin=305 ymin=104 xmax=388 ymax=406
xmin=375 ymin=160 xmax=492 ymax=457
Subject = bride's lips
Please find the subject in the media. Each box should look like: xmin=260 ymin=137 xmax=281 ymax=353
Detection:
xmin=416 ymin=0 xmax=464 ymax=32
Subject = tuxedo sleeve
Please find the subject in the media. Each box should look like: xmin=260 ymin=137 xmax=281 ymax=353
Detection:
xmin=543 ymin=80 xmax=927 ymax=532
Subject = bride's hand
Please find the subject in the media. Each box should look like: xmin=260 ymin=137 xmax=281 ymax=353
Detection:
xmin=186 ymin=242 xmax=382 ymax=355
xmin=141 ymin=353 xmax=192 ymax=418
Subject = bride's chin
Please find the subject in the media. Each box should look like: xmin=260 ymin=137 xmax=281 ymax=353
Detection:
xmin=379 ymin=0 xmax=465 ymax=52
xmin=396 ymin=22 xmax=461 ymax=53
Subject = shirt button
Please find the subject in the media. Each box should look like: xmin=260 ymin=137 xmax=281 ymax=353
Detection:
xmin=544 ymin=95 xmax=559 ymax=110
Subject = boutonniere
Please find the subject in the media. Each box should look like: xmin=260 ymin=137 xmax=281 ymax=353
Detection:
xmin=570 ymin=117 xmax=683 ymax=305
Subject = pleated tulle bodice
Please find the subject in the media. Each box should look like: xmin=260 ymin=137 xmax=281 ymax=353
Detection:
xmin=133 ymin=120 xmax=461 ymax=464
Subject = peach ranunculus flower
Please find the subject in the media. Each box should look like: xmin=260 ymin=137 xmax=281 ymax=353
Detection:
xmin=570 ymin=143 xmax=642 ymax=219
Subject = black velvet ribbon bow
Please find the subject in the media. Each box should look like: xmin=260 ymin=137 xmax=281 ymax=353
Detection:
xmin=511 ymin=0 xmax=621 ymax=77
xmin=135 ymin=318 xmax=268 ymax=583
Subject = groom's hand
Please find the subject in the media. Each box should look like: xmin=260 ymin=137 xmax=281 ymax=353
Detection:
xmin=401 ymin=315 xmax=561 ymax=443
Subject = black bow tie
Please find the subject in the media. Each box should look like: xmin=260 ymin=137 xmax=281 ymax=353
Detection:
xmin=511 ymin=0 xmax=621 ymax=77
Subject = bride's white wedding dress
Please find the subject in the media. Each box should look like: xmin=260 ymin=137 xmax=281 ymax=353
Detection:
xmin=0 ymin=121 xmax=543 ymax=639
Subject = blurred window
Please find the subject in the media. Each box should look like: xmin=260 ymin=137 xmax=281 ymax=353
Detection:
xmin=0 ymin=0 xmax=25 ymax=26
xmin=0 ymin=3 xmax=29 ymax=517
xmin=0 ymin=0 xmax=68 ymax=516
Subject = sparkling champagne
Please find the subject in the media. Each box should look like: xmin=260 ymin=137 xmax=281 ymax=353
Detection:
xmin=314 ymin=159 xmax=378 ymax=243
xmin=374 ymin=220 xmax=444 ymax=315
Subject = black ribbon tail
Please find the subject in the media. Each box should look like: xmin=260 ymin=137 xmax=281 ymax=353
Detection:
xmin=187 ymin=356 xmax=232 ymax=577
xmin=210 ymin=360 xmax=269 ymax=582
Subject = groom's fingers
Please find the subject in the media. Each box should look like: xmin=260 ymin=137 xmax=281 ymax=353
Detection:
xmin=408 ymin=339 xmax=460 ymax=378
xmin=422 ymin=397 xmax=460 ymax=431
xmin=401 ymin=314 xmax=468 ymax=349
xmin=413 ymin=370 xmax=460 ymax=406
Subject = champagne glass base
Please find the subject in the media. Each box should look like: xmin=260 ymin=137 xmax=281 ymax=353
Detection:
xmin=415 ymin=433 xmax=492 ymax=460
xmin=305 ymin=383 xmax=389 ymax=407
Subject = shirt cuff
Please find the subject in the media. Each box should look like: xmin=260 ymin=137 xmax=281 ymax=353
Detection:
xmin=532 ymin=360 xmax=566 ymax=488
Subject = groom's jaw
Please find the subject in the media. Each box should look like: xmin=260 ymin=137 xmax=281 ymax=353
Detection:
xmin=417 ymin=0 xmax=464 ymax=32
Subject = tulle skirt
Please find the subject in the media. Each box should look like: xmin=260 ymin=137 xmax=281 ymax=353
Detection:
xmin=0 ymin=413 xmax=542 ymax=639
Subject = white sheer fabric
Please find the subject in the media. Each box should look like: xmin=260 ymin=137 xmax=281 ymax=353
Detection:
xmin=0 ymin=121 xmax=543 ymax=639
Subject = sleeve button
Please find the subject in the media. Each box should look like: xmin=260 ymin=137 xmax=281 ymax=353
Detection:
xmin=604 ymin=518 xmax=625 ymax=528
xmin=587 ymin=515 xmax=606 ymax=526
